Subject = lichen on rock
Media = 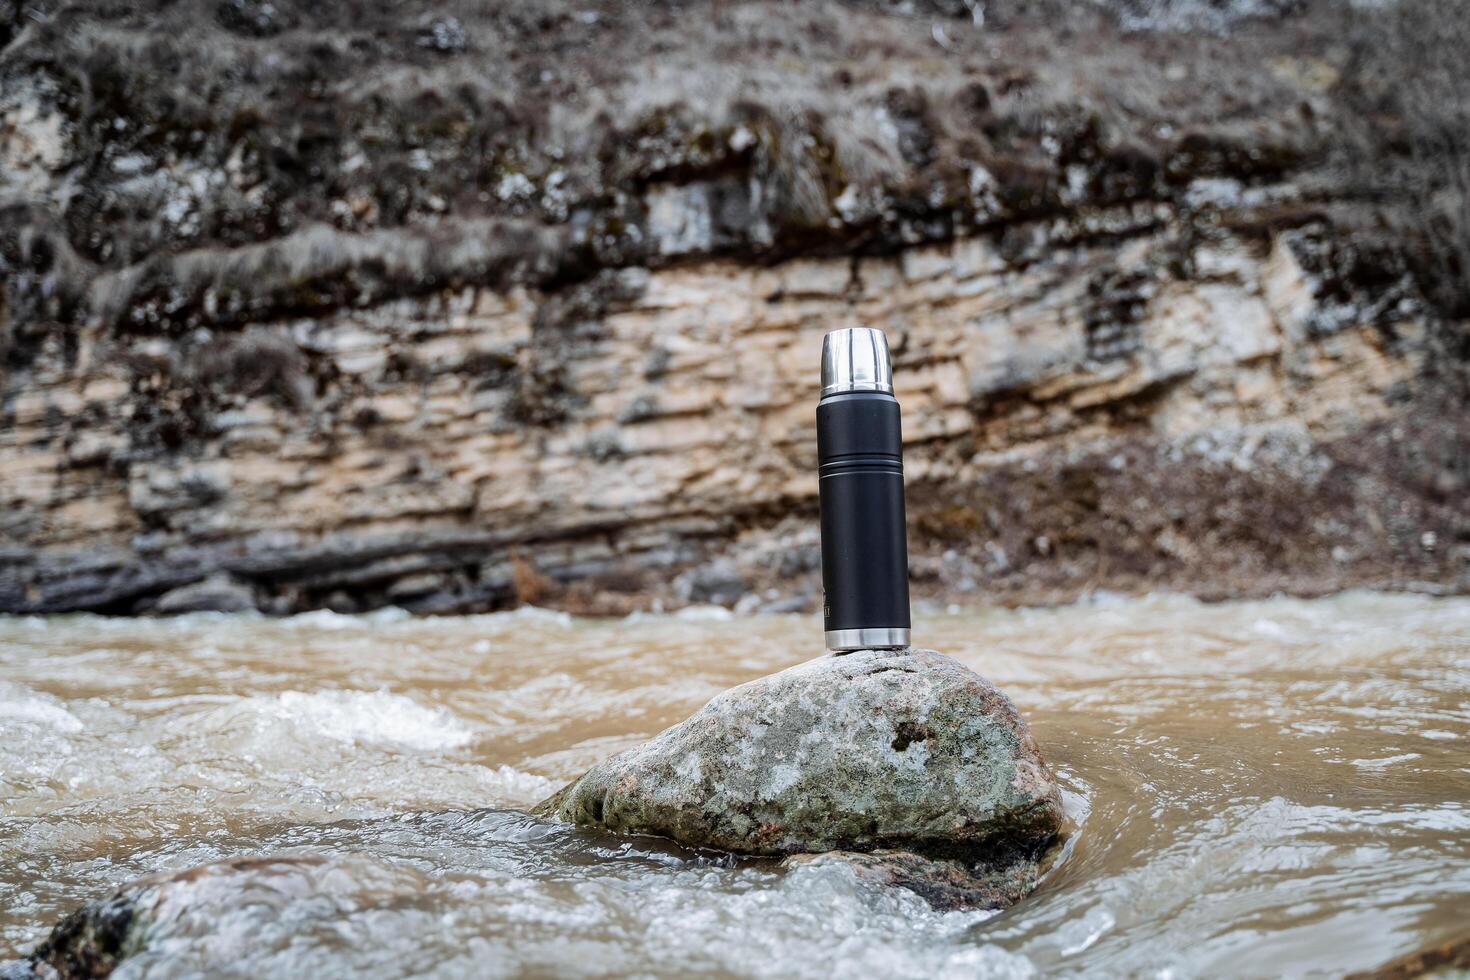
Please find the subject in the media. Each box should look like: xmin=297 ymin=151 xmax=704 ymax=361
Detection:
xmin=535 ymin=647 xmax=1064 ymax=901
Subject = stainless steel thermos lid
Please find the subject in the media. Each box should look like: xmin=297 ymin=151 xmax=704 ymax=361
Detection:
xmin=820 ymin=327 xmax=893 ymax=397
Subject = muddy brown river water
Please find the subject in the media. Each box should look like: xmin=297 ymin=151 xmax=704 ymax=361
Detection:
xmin=2 ymin=592 xmax=1467 ymax=977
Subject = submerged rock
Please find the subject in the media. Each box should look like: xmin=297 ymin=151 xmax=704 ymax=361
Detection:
xmin=1346 ymin=931 xmax=1470 ymax=980
xmin=781 ymin=848 xmax=1046 ymax=912
xmin=535 ymin=648 xmax=1063 ymax=871
xmin=2 ymin=891 xmax=137 ymax=979
xmin=2 ymin=855 xmax=425 ymax=979
xmin=2 ymin=858 xmax=312 ymax=979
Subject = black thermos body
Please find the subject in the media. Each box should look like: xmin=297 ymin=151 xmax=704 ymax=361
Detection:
xmin=816 ymin=327 xmax=912 ymax=651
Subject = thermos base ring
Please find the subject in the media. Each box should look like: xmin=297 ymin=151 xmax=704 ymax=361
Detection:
xmin=825 ymin=628 xmax=911 ymax=651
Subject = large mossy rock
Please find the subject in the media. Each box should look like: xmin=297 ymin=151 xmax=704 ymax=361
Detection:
xmin=534 ymin=648 xmax=1063 ymax=859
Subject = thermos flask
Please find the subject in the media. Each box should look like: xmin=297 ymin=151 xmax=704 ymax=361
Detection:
xmin=817 ymin=327 xmax=911 ymax=651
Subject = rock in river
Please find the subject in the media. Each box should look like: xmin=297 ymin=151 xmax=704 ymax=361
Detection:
xmin=6 ymin=648 xmax=1062 ymax=975
xmin=2 ymin=858 xmax=320 ymax=979
xmin=535 ymin=647 xmax=1064 ymax=893
xmin=151 ymin=573 xmax=260 ymax=615
xmin=1 ymin=856 xmax=428 ymax=980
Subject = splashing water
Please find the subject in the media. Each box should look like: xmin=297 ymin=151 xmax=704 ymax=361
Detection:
xmin=1 ymin=591 xmax=1467 ymax=977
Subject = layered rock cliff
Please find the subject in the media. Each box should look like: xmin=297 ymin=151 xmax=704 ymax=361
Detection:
xmin=1 ymin=0 xmax=1465 ymax=614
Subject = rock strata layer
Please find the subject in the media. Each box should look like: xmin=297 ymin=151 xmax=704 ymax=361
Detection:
xmin=535 ymin=648 xmax=1063 ymax=867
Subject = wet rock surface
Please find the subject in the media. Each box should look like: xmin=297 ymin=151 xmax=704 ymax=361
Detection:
xmin=150 ymin=572 xmax=260 ymax=614
xmin=781 ymin=848 xmax=1046 ymax=912
xmin=0 ymin=857 xmax=344 ymax=980
xmin=535 ymin=648 xmax=1063 ymax=872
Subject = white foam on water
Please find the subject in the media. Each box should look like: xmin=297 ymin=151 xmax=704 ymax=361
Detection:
xmin=1348 ymin=753 xmax=1423 ymax=769
xmin=937 ymin=946 xmax=1038 ymax=980
xmin=494 ymin=605 xmax=573 ymax=626
xmin=364 ymin=606 xmax=414 ymax=624
xmin=674 ymin=604 xmax=734 ymax=621
xmin=620 ymin=858 xmax=1014 ymax=979
xmin=277 ymin=608 xmax=368 ymax=631
xmin=476 ymin=764 xmax=559 ymax=802
xmin=264 ymin=690 xmax=475 ymax=751
xmin=0 ymin=682 xmax=84 ymax=733
xmin=1056 ymin=905 xmax=1116 ymax=956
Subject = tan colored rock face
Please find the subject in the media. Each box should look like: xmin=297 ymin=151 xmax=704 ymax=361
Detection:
xmin=0 ymin=219 xmax=1461 ymax=615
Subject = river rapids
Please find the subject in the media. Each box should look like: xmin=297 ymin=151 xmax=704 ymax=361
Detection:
xmin=2 ymin=592 xmax=1467 ymax=977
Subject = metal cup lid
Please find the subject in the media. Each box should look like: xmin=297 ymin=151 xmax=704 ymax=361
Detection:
xmin=820 ymin=327 xmax=893 ymax=396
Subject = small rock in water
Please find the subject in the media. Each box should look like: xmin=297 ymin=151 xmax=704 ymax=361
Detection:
xmin=151 ymin=572 xmax=259 ymax=615
xmin=2 ymin=858 xmax=320 ymax=979
xmin=782 ymin=848 xmax=1044 ymax=912
xmin=675 ymin=558 xmax=750 ymax=607
xmin=3 ymin=856 xmax=427 ymax=979
xmin=535 ymin=647 xmax=1063 ymax=906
